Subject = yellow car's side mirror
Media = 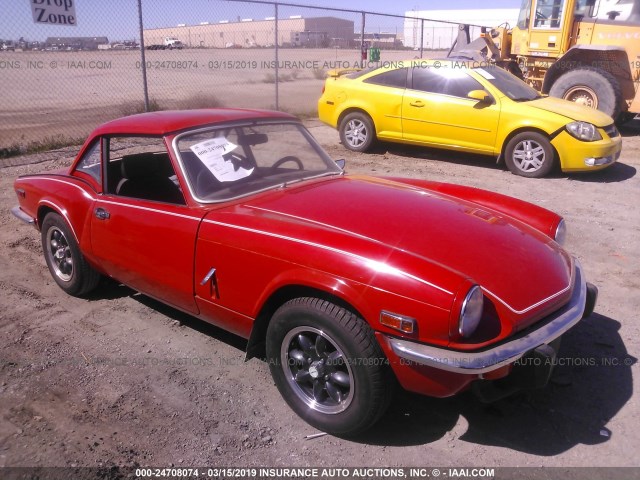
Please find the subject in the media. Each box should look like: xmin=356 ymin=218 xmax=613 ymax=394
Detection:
xmin=468 ymin=90 xmax=492 ymax=103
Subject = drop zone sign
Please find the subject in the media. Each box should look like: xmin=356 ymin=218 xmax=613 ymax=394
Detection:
xmin=31 ymin=0 xmax=77 ymax=26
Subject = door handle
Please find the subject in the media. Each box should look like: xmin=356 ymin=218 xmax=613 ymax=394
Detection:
xmin=95 ymin=207 xmax=110 ymax=220
xmin=410 ymin=100 xmax=425 ymax=107
xmin=200 ymin=267 xmax=219 ymax=298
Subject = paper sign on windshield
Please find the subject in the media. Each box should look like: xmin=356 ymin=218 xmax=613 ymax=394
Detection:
xmin=190 ymin=138 xmax=254 ymax=182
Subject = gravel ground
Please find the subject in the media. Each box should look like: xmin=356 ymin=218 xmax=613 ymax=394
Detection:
xmin=1 ymin=119 xmax=639 ymax=474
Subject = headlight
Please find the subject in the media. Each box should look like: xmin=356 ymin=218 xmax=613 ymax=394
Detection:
xmin=458 ymin=286 xmax=484 ymax=338
xmin=566 ymin=122 xmax=602 ymax=141
xmin=554 ymin=218 xmax=567 ymax=246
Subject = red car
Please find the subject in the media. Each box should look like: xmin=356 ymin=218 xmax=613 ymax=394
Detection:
xmin=11 ymin=109 xmax=597 ymax=436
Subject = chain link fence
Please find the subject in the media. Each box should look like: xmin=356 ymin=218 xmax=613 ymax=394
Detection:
xmin=0 ymin=0 xmax=485 ymax=156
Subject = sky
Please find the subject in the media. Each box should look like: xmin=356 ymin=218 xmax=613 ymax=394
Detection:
xmin=1 ymin=0 xmax=523 ymax=42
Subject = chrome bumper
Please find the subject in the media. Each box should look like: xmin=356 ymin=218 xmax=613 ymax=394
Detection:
xmin=388 ymin=259 xmax=589 ymax=374
xmin=11 ymin=206 xmax=35 ymax=225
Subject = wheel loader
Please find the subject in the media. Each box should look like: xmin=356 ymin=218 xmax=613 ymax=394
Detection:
xmin=448 ymin=0 xmax=640 ymax=121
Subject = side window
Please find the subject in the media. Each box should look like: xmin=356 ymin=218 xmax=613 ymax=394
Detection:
xmin=517 ymin=0 xmax=532 ymax=29
xmin=106 ymin=136 xmax=185 ymax=205
xmin=445 ymin=74 xmax=484 ymax=98
xmin=363 ymin=68 xmax=408 ymax=88
xmin=75 ymin=140 xmax=101 ymax=184
xmin=412 ymin=67 xmax=449 ymax=95
xmin=534 ymin=0 xmax=565 ymax=28
xmin=412 ymin=68 xmax=484 ymax=99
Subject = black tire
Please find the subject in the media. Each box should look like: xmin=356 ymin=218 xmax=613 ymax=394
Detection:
xmin=549 ymin=67 xmax=622 ymax=119
xmin=41 ymin=213 xmax=101 ymax=296
xmin=266 ymin=297 xmax=394 ymax=436
xmin=338 ymin=112 xmax=376 ymax=152
xmin=504 ymin=131 xmax=555 ymax=178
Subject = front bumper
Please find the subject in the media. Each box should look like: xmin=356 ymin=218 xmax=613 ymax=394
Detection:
xmin=387 ymin=259 xmax=592 ymax=375
xmin=552 ymin=130 xmax=621 ymax=172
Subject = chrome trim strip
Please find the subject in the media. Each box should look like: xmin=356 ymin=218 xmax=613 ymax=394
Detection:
xmin=387 ymin=259 xmax=586 ymax=374
xmin=11 ymin=206 xmax=35 ymax=225
xmin=97 ymin=199 xmax=200 ymax=221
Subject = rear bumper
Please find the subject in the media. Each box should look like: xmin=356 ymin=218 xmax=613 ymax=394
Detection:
xmin=386 ymin=259 xmax=591 ymax=375
xmin=11 ymin=206 xmax=35 ymax=225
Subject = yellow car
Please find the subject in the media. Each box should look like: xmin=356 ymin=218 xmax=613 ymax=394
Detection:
xmin=318 ymin=59 xmax=622 ymax=178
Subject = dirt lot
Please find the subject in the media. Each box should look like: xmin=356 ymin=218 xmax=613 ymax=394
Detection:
xmin=0 ymin=48 xmax=421 ymax=149
xmin=1 ymin=120 xmax=639 ymax=474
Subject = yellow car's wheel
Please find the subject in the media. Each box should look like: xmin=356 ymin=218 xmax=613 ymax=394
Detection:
xmin=339 ymin=112 xmax=375 ymax=152
xmin=505 ymin=132 xmax=555 ymax=178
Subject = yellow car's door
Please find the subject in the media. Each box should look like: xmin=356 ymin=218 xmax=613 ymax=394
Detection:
xmin=402 ymin=67 xmax=501 ymax=155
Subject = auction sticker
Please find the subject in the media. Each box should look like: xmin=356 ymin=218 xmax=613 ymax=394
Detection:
xmin=190 ymin=137 xmax=253 ymax=182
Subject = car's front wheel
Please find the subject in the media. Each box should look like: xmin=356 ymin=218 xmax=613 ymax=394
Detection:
xmin=266 ymin=297 xmax=394 ymax=436
xmin=339 ymin=112 xmax=376 ymax=152
xmin=41 ymin=212 xmax=101 ymax=296
xmin=504 ymin=132 xmax=555 ymax=178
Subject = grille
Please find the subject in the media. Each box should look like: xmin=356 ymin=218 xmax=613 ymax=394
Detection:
xmin=604 ymin=124 xmax=619 ymax=138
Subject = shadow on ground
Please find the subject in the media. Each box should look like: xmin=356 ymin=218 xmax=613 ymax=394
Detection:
xmin=358 ymin=313 xmax=634 ymax=455
xmin=94 ymin=282 xmax=634 ymax=456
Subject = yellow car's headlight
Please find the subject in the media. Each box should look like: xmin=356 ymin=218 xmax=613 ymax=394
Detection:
xmin=566 ymin=122 xmax=602 ymax=142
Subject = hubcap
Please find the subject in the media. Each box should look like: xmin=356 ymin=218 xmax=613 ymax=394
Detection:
xmin=564 ymin=86 xmax=598 ymax=109
xmin=513 ymin=139 xmax=546 ymax=172
xmin=344 ymin=119 xmax=368 ymax=148
xmin=46 ymin=226 xmax=73 ymax=282
xmin=281 ymin=326 xmax=354 ymax=414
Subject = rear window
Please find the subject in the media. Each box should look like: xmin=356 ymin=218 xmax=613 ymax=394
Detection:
xmin=363 ymin=68 xmax=408 ymax=88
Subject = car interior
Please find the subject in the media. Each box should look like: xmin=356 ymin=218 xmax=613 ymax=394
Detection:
xmin=107 ymin=150 xmax=186 ymax=205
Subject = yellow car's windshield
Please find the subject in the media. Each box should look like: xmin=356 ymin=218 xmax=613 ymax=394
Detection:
xmin=475 ymin=66 xmax=541 ymax=102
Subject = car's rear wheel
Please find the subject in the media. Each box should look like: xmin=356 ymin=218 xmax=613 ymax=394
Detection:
xmin=41 ymin=212 xmax=101 ymax=296
xmin=266 ymin=297 xmax=394 ymax=436
xmin=339 ymin=112 xmax=375 ymax=152
xmin=504 ymin=132 xmax=555 ymax=178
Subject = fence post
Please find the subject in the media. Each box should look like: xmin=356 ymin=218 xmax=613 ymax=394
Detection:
xmin=360 ymin=11 xmax=365 ymax=66
xmin=420 ymin=18 xmax=424 ymax=59
xmin=275 ymin=3 xmax=279 ymax=110
xmin=137 ymin=0 xmax=150 ymax=112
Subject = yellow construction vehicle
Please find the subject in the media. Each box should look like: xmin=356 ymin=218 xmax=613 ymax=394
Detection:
xmin=449 ymin=0 xmax=640 ymax=121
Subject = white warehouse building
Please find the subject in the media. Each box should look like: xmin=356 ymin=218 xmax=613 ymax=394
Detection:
xmin=404 ymin=9 xmax=519 ymax=50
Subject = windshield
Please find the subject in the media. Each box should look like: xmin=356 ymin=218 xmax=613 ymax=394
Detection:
xmin=175 ymin=122 xmax=342 ymax=202
xmin=474 ymin=66 xmax=541 ymax=102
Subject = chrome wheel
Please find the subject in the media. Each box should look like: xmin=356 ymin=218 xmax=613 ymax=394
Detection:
xmin=281 ymin=326 xmax=354 ymax=414
xmin=344 ymin=119 xmax=368 ymax=149
xmin=512 ymin=139 xmax=546 ymax=173
xmin=46 ymin=226 xmax=73 ymax=282
xmin=563 ymin=85 xmax=598 ymax=109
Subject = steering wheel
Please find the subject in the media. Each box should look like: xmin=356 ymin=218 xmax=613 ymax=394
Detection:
xmin=272 ymin=156 xmax=303 ymax=170
xmin=225 ymin=152 xmax=253 ymax=171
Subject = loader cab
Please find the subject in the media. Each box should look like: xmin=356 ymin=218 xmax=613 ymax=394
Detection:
xmin=512 ymin=0 xmax=578 ymax=58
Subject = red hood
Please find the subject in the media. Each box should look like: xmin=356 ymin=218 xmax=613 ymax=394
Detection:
xmin=210 ymin=175 xmax=573 ymax=328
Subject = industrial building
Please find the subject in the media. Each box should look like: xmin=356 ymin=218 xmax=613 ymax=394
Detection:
xmin=45 ymin=36 xmax=109 ymax=50
xmin=143 ymin=16 xmax=355 ymax=48
xmin=404 ymin=9 xmax=519 ymax=50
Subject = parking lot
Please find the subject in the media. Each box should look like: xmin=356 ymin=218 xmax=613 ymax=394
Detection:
xmin=0 ymin=118 xmax=639 ymax=472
